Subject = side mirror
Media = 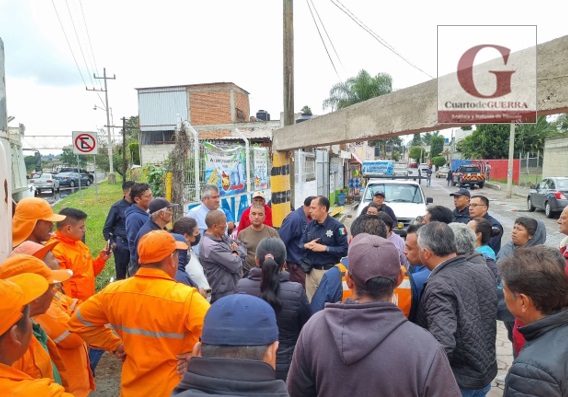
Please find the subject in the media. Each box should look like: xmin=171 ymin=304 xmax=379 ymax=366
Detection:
xmin=426 ymin=197 xmax=433 ymax=204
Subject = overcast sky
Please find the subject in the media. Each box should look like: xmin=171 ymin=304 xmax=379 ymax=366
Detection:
xmin=1 ymin=0 xmax=566 ymax=150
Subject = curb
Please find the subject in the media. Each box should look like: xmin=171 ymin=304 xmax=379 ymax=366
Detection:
xmin=485 ymin=182 xmax=528 ymax=199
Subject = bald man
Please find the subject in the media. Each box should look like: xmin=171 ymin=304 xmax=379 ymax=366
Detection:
xmin=199 ymin=210 xmax=246 ymax=303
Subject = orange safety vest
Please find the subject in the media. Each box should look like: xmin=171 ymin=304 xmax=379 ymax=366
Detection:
xmin=338 ymin=264 xmax=412 ymax=317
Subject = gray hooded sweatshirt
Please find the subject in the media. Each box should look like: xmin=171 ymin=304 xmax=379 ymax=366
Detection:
xmin=287 ymin=300 xmax=460 ymax=397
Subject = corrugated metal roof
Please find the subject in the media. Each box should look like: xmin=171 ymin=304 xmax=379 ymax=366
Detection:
xmin=136 ymin=82 xmax=249 ymax=95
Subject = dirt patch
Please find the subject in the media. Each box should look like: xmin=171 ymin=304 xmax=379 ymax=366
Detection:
xmin=90 ymin=352 xmax=122 ymax=397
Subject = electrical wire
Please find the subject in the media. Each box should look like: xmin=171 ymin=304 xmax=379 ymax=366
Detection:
xmin=306 ymin=0 xmax=342 ymax=83
xmin=78 ymin=0 xmax=103 ymax=90
xmin=330 ymin=0 xmax=434 ymax=80
xmin=309 ymin=0 xmax=345 ymax=71
xmin=64 ymin=0 xmax=105 ymax=107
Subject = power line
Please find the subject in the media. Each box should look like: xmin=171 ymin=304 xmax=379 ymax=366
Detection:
xmin=78 ymin=0 xmax=103 ymax=90
xmin=329 ymin=0 xmax=434 ymax=80
xmin=306 ymin=0 xmax=342 ymax=82
xmin=310 ymin=0 xmax=344 ymax=71
xmin=51 ymin=0 xmax=88 ymax=88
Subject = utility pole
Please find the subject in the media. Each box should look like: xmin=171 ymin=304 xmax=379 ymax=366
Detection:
xmin=283 ymin=0 xmax=294 ymax=203
xmin=121 ymin=117 xmax=127 ymax=181
xmin=87 ymin=68 xmax=116 ymax=182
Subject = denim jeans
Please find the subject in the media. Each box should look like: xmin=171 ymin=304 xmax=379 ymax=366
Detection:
xmin=460 ymin=383 xmax=491 ymax=397
xmin=89 ymin=348 xmax=105 ymax=376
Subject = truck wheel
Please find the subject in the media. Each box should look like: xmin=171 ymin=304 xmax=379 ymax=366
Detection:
xmin=478 ymin=182 xmax=484 ymax=188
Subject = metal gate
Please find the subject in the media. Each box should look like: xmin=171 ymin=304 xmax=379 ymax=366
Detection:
xmin=316 ymin=149 xmax=329 ymax=197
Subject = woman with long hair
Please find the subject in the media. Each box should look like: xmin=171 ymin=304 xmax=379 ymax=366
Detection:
xmin=467 ymin=217 xmax=501 ymax=285
xmin=236 ymin=237 xmax=311 ymax=381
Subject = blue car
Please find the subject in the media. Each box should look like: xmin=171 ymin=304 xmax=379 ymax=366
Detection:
xmin=54 ymin=172 xmax=91 ymax=188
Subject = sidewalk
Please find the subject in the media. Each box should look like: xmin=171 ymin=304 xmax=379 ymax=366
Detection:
xmin=485 ymin=180 xmax=531 ymax=199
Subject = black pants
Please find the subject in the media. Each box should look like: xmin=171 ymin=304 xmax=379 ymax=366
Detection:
xmin=113 ymin=239 xmax=130 ymax=280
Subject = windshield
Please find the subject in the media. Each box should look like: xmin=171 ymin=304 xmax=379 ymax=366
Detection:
xmin=460 ymin=166 xmax=480 ymax=173
xmin=394 ymin=163 xmax=407 ymax=169
xmin=365 ymin=184 xmax=424 ymax=204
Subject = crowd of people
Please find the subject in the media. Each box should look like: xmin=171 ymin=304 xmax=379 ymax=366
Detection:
xmin=2 ymin=182 xmax=568 ymax=397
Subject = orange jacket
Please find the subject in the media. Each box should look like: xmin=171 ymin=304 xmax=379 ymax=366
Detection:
xmin=48 ymin=231 xmax=106 ymax=300
xmin=0 ymin=364 xmax=74 ymax=397
xmin=68 ymin=267 xmax=210 ymax=397
xmin=34 ymin=290 xmax=95 ymax=397
xmin=12 ymin=334 xmax=54 ymax=381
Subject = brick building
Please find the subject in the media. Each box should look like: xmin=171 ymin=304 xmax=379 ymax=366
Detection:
xmin=136 ymin=82 xmax=279 ymax=165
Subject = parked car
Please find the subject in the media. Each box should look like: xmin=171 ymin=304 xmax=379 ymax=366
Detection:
xmin=527 ymin=177 xmax=568 ymax=218
xmin=436 ymin=166 xmax=450 ymax=178
xmin=57 ymin=167 xmax=94 ymax=183
xmin=30 ymin=173 xmax=60 ymax=194
xmin=452 ymin=164 xmax=485 ymax=188
xmin=393 ymin=162 xmax=409 ymax=178
xmin=356 ymin=179 xmax=433 ymax=236
xmin=54 ymin=172 xmax=91 ymax=188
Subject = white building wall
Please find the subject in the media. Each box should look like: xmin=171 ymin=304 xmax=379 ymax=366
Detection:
xmin=141 ymin=144 xmax=173 ymax=165
xmin=543 ymin=137 xmax=568 ymax=178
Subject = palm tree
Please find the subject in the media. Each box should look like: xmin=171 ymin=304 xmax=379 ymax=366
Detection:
xmin=322 ymin=70 xmax=392 ymax=111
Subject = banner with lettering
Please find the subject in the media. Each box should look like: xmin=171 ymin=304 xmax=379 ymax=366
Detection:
xmin=203 ymin=142 xmax=246 ymax=196
xmin=253 ymin=147 xmax=269 ymax=190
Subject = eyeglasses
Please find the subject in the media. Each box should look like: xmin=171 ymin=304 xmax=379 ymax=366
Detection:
xmin=469 ymin=203 xmax=486 ymax=208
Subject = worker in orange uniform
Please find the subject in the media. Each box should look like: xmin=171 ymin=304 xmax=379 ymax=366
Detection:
xmin=0 ymin=273 xmax=74 ymax=396
xmin=47 ymin=207 xmax=111 ymax=301
xmin=0 ymin=254 xmax=72 ymax=389
xmin=12 ymin=241 xmax=100 ymax=397
xmin=69 ymin=230 xmax=210 ymax=397
xmin=47 ymin=207 xmax=112 ymax=374
xmin=12 ymin=197 xmax=66 ymax=247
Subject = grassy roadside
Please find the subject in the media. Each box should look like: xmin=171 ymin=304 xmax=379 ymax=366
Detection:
xmin=52 ymin=181 xmax=124 ymax=291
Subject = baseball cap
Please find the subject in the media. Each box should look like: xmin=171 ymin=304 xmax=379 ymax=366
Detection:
xmin=201 ymin=293 xmax=278 ymax=346
xmin=373 ymin=191 xmax=386 ymax=198
xmin=252 ymin=191 xmax=266 ymax=200
xmin=11 ymin=240 xmax=60 ymax=260
xmin=0 ymin=274 xmax=50 ymax=335
xmin=148 ymin=198 xmax=179 ymax=215
xmin=138 ymin=230 xmax=188 ymax=265
xmin=0 ymin=254 xmax=72 ymax=284
xmin=347 ymin=233 xmax=401 ymax=285
xmin=449 ymin=188 xmax=471 ymax=198
xmin=12 ymin=197 xmax=66 ymax=247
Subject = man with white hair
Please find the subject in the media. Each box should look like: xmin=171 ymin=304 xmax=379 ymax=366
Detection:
xmin=416 ymin=221 xmax=498 ymax=396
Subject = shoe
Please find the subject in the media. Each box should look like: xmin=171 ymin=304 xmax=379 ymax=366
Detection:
xmin=495 ymin=374 xmax=506 ymax=385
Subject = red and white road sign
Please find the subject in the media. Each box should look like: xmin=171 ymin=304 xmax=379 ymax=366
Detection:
xmin=72 ymin=131 xmax=98 ymax=155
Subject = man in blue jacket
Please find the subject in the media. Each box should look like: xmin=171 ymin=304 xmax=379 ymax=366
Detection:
xmin=278 ymin=196 xmax=314 ymax=287
xmin=125 ymin=183 xmax=152 ymax=276
xmin=103 ymin=180 xmax=134 ymax=280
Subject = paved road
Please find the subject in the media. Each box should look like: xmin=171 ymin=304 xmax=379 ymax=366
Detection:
xmin=340 ymin=175 xmax=567 ymax=396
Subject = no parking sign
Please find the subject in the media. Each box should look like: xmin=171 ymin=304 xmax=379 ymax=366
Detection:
xmin=72 ymin=131 xmax=98 ymax=155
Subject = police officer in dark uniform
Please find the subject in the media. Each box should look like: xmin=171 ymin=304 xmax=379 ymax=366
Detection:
xmin=103 ymin=181 xmax=135 ymax=280
xmin=300 ymin=195 xmax=349 ymax=302
xmin=449 ymin=188 xmax=471 ymax=224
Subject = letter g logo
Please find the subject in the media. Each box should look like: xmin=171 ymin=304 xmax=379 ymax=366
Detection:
xmin=457 ymin=45 xmax=515 ymax=99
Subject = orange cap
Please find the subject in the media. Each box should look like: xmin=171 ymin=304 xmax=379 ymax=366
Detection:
xmin=138 ymin=230 xmax=188 ymax=265
xmin=11 ymin=240 xmax=60 ymax=260
xmin=12 ymin=198 xmax=66 ymax=247
xmin=0 ymin=273 xmax=49 ymax=335
xmin=0 ymin=254 xmax=72 ymax=284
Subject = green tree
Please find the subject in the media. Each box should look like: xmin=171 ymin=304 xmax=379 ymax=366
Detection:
xmin=322 ymin=69 xmax=392 ymax=110
xmin=515 ymin=116 xmax=557 ymax=155
xmin=60 ymin=147 xmax=88 ymax=167
xmin=300 ymin=105 xmax=312 ymax=115
xmin=431 ymin=156 xmax=447 ymax=167
xmin=369 ymin=137 xmax=403 ymax=159
xmin=430 ymin=135 xmax=445 ymax=158
xmin=24 ymin=155 xmax=36 ymax=173
xmin=411 ymin=133 xmax=422 ymax=147
xmin=553 ymin=113 xmax=568 ymax=133
xmin=409 ymin=146 xmax=425 ymax=162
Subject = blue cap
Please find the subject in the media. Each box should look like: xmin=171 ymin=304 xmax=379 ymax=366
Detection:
xmin=201 ymin=294 xmax=278 ymax=346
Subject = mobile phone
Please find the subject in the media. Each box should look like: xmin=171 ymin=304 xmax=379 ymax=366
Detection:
xmin=105 ymin=239 xmax=112 ymax=254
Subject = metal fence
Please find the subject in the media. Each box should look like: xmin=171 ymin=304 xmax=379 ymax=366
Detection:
xmin=183 ymin=140 xmax=270 ymax=204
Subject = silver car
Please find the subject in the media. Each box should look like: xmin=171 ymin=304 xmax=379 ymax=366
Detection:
xmin=30 ymin=173 xmax=60 ymax=194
